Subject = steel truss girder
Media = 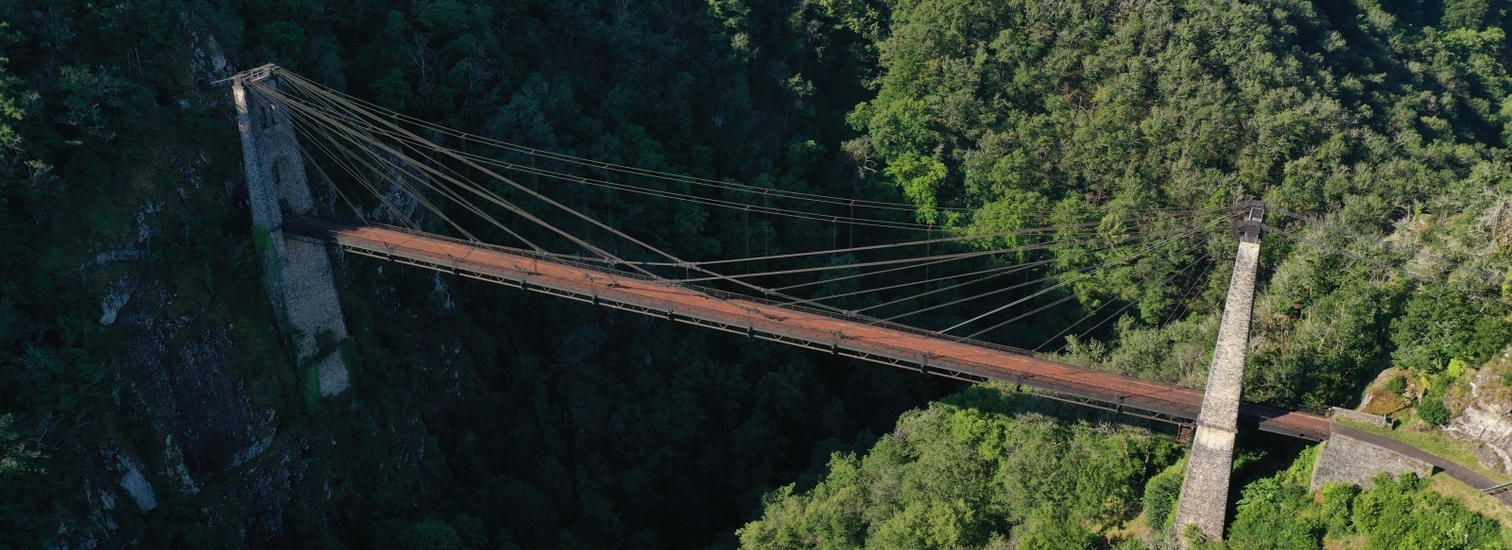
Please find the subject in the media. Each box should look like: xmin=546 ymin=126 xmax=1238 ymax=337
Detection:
xmin=316 ymin=238 xmax=1208 ymax=431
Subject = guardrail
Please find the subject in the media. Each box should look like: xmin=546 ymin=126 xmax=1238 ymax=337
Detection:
xmin=283 ymin=216 xmax=1329 ymax=440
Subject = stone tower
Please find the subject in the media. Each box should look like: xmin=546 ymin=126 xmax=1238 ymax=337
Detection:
xmin=231 ymin=65 xmax=351 ymax=396
xmin=1173 ymin=203 xmax=1264 ymax=543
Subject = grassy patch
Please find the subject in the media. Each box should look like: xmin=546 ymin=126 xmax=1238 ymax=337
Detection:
xmin=1322 ymin=533 xmax=1366 ymax=550
xmin=1359 ymin=389 xmax=1407 ymax=415
xmin=1101 ymin=510 xmax=1150 ymax=547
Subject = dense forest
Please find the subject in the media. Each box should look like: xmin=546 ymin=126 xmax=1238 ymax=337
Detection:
xmin=738 ymin=387 xmax=1505 ymax=549
xmin=1 ymin=0 xmax=1511 ymax=548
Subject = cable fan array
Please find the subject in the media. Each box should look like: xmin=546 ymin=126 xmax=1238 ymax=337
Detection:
xmin=241 ymin=68 xmax=1249 ymax=350
xmin=1260 ymin=208 xmax=1511 ymax=308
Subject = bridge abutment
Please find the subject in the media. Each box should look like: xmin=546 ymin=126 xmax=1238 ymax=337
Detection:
xmin=1173 ymin=205 xmax=1263 ymax=544
xmin=233 ymin=66 xmax=352 ymax=397
xmin=1309 ymin=427 xmax=1432 ymax=491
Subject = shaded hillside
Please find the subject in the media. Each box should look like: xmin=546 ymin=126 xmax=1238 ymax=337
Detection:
xmin=0 ymin=1 xmax=953 ymax=547
xmin=0 ymin=0 xmax=1510 ymax=548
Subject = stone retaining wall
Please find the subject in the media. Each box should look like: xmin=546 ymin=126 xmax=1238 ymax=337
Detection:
xmin=1310 ymin=432 xmax=1433 ymax=490
xmin=1329 ymin=407 xmax=1392 ymax=429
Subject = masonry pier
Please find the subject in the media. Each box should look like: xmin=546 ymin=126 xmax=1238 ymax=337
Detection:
xmin=232 ymin=66 xmax=352 ymax=396
xmin=1173 ymin=204 xmax=1264 ymax=543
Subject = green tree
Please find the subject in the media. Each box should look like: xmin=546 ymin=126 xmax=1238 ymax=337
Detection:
xmin=1017 ymin=511 xmax=1098 ymax=550
xmin=739 ymin=387 xmax=1179 ymax=549
xmin=1441 ymin=0 xmax=1491 ymax=29
xmin=1391 ymin=285 xmax=1508 ymax=374
xmin=883 ymin=153 xmax=948 ymax=223
xmin=398 ymin=519 xmax=467 ymax=550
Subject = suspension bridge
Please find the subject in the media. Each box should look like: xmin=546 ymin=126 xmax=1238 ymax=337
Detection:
xmin=225 ymin=65 xmax=1511 ymax=542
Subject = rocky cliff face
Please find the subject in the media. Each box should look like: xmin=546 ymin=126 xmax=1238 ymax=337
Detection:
xmin=44 ymin=32 xmax=327 ymax=547
xmin=1445 ymin=349 xmax=1512 ymax=475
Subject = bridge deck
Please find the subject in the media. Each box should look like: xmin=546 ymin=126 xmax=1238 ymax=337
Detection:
xmin=285 ymin=216 xmax=1328 ymax=441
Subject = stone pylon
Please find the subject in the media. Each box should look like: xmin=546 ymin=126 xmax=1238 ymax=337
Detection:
xmin=1173 ymin=203 xmax=1264 ymax=543
xmin=232 ymin=65 xmax=351 ymax=396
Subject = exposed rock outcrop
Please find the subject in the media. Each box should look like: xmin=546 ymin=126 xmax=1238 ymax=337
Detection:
xmin=114 ymin=455 xmax=157 ymax=512
xmin=98 ymin=278 xmax=133 ymax=326
xmin=1445 ymin=351 xmax=1512 ymax=475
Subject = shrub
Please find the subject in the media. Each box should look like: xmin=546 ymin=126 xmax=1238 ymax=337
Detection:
xmin=1141 ymin=464 xmax=1184 ymax=530
xmin=1319 ymin=483 xmax=1359 ymax=537
xmin=1385 ymin=375 xmax=1407 ymax=396
xmin=1018 ymin=514 xmax=1097 ymax=550
xmin=1418 ymin=397 xmax=1451 ymax=426
xmin=1446 ymin=357 xmax=1469 ymax=379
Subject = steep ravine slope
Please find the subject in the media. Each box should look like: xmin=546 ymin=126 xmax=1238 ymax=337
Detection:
xmin=5 ymin=0 xmax=1512 ymax=548
xmin=1 ymin=2 xmax=955 ymax=548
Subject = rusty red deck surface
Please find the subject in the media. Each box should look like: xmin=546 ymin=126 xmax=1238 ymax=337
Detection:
xmin=286 ymin=216 xmax=1329 ymax=441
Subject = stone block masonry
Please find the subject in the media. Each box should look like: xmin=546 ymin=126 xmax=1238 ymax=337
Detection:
xmin=1173 ymin=206 xmax=1263 ymax=544
xmin=1310 ymin=431 xmax=1432 ymax=491
xmin=1329 ymin=407 xmax=1393 ymax=429
xmin=233 ymin=69 xmax=351 ymax=396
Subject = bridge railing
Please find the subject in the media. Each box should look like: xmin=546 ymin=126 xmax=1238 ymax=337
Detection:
xmin=347 ymin=218 xmax=1048 ymax=358
xmin=287 ymin=216 xmax=1325 ymax=439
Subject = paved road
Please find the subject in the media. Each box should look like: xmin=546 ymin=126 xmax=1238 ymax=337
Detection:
xmin=1332 ymin=423 xmax=1511 ymax=503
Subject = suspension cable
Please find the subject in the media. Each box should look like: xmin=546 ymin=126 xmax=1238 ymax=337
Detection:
xmin=670 ymin=228 xmax=1184 ymax=284
xmin=262 ymin=77 xmax=875 ymax=315
xmin=276 ymin=70 xmax=980 ymax=215
xmin=1160 ymin=254 xmax=1217 ymax=327
xmin=258 ymin=82 xmax=626 ymax=266
xmin=809 ymin=259 xmax=1048 ymax=307
xmin=944 ymin=215 xmax=1231 ymax=337
xmin=833 ymin=226 xmax=1188 ymax=313
xmin=768 ymin=222 xmax=1192 ymax=293
xmin=285 ymin=90 xmax=952 ymax=232
xmin=294 ymin=123 xmax=397 ymax=227
xmin=633 ymin=210 xmax=1199 ymax=267
xmin=1035 ymin=250 xmax=1212 ymax=351
xmin=1272 ymin=207 xmax=1504 ymax=284
xmin=275 ymin=88 xmax=508 ymax=245
xmin=281 ymin=89 xmax=468 ymax=236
